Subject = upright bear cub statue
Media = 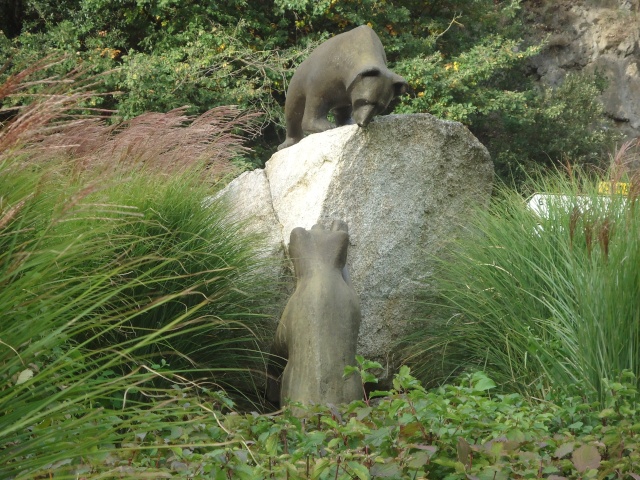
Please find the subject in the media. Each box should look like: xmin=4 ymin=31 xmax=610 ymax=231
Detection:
xmin=267 ymin=221 xmax=362 ymax=408
xmin=278 ymin=25 xmax=409 ymax=150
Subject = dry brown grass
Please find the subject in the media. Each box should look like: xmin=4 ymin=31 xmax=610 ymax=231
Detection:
xmin=609 ymin=136 xmax=640 ymax=200
xmin=0 ymin=55 xmax=261 ymax=182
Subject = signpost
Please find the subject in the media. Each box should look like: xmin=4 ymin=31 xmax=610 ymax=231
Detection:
xmin=527 ymin=183 xmax=630 ymax=218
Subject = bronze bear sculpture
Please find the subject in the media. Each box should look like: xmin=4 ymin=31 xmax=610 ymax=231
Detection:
xmin=267 ymin=221 xmax=362 ymax=407
xmin=278 ymin=25 xmax=409 ymax=150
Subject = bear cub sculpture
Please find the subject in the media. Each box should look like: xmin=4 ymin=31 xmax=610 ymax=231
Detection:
xmin=278 ymin=25 xmax=409 ymax=150
xmin=267 ymin=220 xmax=362 ymax=408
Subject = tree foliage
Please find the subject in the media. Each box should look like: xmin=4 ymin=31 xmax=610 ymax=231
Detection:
xmin=1 ymin=0 xmax=618 ymax=174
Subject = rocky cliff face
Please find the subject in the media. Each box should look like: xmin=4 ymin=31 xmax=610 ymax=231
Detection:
xmin=525 ymin=0 xmax=640 ymax=137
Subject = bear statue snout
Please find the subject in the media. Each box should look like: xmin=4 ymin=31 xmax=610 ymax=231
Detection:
xmin=354 ymin=104 xmax=377 ymax=128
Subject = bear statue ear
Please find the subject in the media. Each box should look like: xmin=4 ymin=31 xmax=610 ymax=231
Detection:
xmin=391 ymin=72 xmax=410 ymax=98
xmin=347 ymin=66 xmax=381 ymax=93
xmin=330 ymin=219 xmax=349 ymax=233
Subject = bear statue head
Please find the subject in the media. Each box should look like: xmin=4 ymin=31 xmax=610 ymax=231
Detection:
xmin=347 ymin=66 xmax=409 ymax=128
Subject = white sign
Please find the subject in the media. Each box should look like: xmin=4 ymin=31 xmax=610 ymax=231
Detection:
xmin=527 ymin=193 xmax=624 ymax=218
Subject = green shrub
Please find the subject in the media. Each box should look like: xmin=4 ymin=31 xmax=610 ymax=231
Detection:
xmin=406 ymin=163 xmax=640 ymax=401
xmin=2 ymin=0 xmax=618 ymax=175
xmin=472 ymin=72 xmax=618 ymax=184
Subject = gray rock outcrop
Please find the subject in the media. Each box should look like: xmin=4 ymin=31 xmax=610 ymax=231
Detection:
xmin=526 ymin=0 xmax=640 ymax=136
xmin=219 ymin=114 xmax=493 ymax=382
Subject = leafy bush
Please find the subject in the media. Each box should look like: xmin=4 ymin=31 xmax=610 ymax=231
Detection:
xmin=1 ymin=0 xmax=618 ymax=174
xmin=17 ymin=365 xmax=639 ymax=478
xmin=472 ymin=72 xmax=617 ymax=183
xmin=406 ymin=158 xmax=640 ymax=401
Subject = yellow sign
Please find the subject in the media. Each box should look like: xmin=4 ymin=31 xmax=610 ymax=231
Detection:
xmin=598 ymin=181 xmax=630 ymax=195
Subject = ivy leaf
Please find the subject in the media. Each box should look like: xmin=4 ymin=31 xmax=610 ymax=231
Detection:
xmin=571 ymin=444 xmax=601 ymax=472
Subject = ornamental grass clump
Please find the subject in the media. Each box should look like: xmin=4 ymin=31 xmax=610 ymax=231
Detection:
xmin=407 ymin=153 xmax=640 ymax=401
xmin=0 ymin=55 xmax=260 ymax=182
xmin=0 ymin=59 xmax=275 ymax=478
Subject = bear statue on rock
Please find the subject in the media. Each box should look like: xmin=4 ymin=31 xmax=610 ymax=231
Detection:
xmin=278 ymin=25 xmax=409 ymax=151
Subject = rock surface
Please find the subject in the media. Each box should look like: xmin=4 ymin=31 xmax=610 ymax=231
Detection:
xmin=219 ymin=114 xmax=494 ymax=381
xmin=525 ymin=0 xmax=640 ymax=136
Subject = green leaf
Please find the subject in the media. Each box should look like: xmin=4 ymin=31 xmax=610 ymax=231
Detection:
xmin=167 ymin=426 xmax=183 ymax=440
xmin=506 ymin=429 xmax=525 ymax=443
xmin=471 ymin=371 xmax=496 ymax=392
xmin=16 ymin=369 xmax=34 ymax=385
xmin=343 ymin=365 xmax=358 ymax=377
xmin=369 ymin=390 xmax=391 ymax=398
xmin=311 ymin=458 xmax=330 ymax=479
xmin=571 ymin=444 xmax=601 ymax=472
xmin=370 ymin=461 xmax=402 ymax=478
xmin=355 ymin=406 xmax=372 ymax=420
xmin=400 ymin=422 xmax=423 ymax=439
xmin=568 ymin=421 xmax=584 ymax=430
xmin=433 ymin=457 xmax=462 ymax=468
xmin=265 ymin=433 xmax=278 ymax=456
xmin=231 ymin=464 xmax=258 ymax=480
xmin=457 ymin=437 xmax=472 ymax=467
xmin=364 ymin=427 xmax=393 ymax=448
xmin=361 ymin=371 xmax=378 ymax=384
xmin=598 ymin=408 xmax=617 ymax=419
xmin=407 ymin=451 xmax=433 ymax=470
xmin=348 ymin=461 xmax=370 ymax=480
xmin=554 ymin=442 xmax=575 ymax=459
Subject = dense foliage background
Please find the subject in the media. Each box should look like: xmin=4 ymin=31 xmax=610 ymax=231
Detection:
xmin=1 ymin=0 xmax=619 ymax=176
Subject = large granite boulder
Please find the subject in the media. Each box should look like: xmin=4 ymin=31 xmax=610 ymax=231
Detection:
xmin=219 ymin=114 xmax=493 ymax=381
